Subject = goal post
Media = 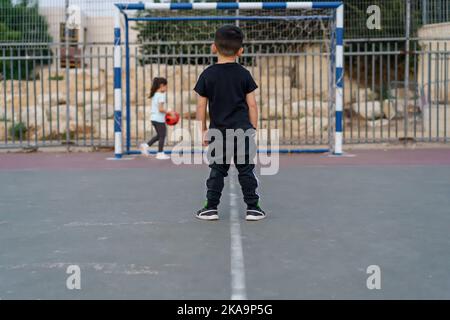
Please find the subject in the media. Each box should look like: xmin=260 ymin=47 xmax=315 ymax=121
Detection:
xmin=113 ymin=1 xmax=344 ymax=159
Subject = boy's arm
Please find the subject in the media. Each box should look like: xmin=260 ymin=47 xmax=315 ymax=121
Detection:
xmin=246 ymin=91 xmax=258 ymax=130
xmin=196 ymin=94 xmax=208 ymax=146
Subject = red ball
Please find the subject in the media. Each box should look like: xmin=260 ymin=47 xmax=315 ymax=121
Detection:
xmin=165 ymin=111 xmax=180 ymax=126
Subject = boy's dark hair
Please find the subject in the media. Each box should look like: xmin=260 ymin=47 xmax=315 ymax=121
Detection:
xmin=214 ymin=25 xmax=244 ymax=57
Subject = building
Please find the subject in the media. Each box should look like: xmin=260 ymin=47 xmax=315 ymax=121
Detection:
xmin=39 ymin=5 xmax=138 ymax=45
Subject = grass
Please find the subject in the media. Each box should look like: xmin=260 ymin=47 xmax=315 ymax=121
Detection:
xmin=45 ymin=130 xmax=76 ymax=141
xmin=48 ymin=75 xmax=64 ymax=81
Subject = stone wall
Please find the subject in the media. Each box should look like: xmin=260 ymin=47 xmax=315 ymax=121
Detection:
xmin=1 ymin=43 xmax=449 ymax=144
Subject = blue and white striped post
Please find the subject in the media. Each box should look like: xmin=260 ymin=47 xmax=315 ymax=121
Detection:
xmin=114 ymin=2 xmax=344 ymax=156
xmin=334 ymin=4 xmax=344 ymax=155
xmin=114 ymin=8 xmax=123 ymax=159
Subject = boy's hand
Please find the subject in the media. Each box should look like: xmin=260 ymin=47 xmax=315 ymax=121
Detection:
xmin=202 ymin=130 xmax=209 ymax=147
xmin=196 ymin=94 xmax=208 ymax=146
xmin=246 ymin=91 xmax=259 ymax=130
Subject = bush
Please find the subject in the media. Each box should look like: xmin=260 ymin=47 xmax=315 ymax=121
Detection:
xmin=8 ymin=122 xmax=27 ymax=140
xmin=0 ymin=0 xmax=53 ymax=80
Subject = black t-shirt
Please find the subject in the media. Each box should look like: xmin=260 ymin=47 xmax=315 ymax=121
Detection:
xmin=194 ymin=63 xmax=258 ymax=131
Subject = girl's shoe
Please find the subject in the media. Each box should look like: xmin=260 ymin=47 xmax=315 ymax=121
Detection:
xmin=156 ymin=152 xmax=170 ymax=160
xmin=140 ymin=143 xmax=149 ymax=157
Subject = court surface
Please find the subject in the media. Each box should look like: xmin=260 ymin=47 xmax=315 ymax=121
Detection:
xmin=1 ymin=148 xmax=450 ymax=299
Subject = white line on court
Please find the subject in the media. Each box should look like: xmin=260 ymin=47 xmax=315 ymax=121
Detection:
xmin=229 ymin=169 xmax=247 ymax=300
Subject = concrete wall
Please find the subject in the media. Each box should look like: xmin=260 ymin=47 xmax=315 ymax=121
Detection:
xmin=417 ymin=23 xmax=450 ymax=138
xmin=417 ymin=22 xmax=450 ymax=103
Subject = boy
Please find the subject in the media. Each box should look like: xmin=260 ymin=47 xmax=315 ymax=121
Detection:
xmin=194 ymin=25 xmax=266 ymax=222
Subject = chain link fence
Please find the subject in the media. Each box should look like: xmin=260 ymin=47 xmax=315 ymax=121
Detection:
xmin=1 ymin=0 xmax=450 ymax=44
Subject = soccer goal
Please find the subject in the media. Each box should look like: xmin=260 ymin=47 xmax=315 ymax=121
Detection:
xmin=113 ymin=1 xmax=344 ymax=159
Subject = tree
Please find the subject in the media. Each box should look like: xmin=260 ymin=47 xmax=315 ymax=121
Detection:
xmin=344 ymin=0 xmax=421 ymax=39
xmin=134 ymin=0 xmax=423 ymax=64
xmin=0 ymin=0 xmax=53 ymax=80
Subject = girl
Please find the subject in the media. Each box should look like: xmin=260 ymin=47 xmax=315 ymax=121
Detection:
xmin=140 ymin=77 xmax=171 ymax=160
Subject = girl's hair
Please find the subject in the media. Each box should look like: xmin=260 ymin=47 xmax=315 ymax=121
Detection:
xmin=149 ymin=77 xmax=168 ymax=98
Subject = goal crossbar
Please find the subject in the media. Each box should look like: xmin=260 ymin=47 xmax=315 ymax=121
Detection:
xmin=126 ymin=16 xmax=333 ymax=22
xmin=113 ymin=2 xmax=344 ymax=158
xmin=115 ymin=2 xmax=342 ymax=11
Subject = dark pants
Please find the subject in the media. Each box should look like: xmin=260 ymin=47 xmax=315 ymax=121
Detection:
xmin=147 ymin=121 xmax=166 ymax=152
xmin=206 ymin=132 xmax=259 ymax=209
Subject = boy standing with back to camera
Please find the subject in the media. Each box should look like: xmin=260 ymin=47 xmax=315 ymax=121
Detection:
xmin=194 ymin=25 xmax=266 ymax=222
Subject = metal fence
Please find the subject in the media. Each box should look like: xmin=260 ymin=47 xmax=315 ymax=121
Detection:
xmin=421 ymin=0 xmax=450 ymax=25
xmin=1 ymin=0 xmax=450 ymax=44
xmin=1 ymin=38 xmax=449 ymax=149
xmin=1 ymin=0 xmax=450 ymax=149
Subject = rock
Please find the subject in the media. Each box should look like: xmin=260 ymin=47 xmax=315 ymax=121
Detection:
xmin=71 ymin=91 xmax=106 ymax=107
xmin=344 ymin=87 xmax=378 ymax=108
xmin=0 ymin=105 xmax=9 ymax=121
xmin=3 ymin=106 xmax=44 ymax=127
xmin=260 ymin=95 xmax=297 ymax=120
xmin=3 ymin=95 xmax=24 ymax=114
xmin=292 ymin=100 xmax=329 ymax=118
xmin=260 ymin=116 xmax=329 ymax=140
xmin=99 ymin=120 xmax=115 ymax=140
xmin=37 ymin=94 xmax=67 ymax=107
xmin=367 ymin=119 xmax=390 ymax=128
xmin=385 ymin=99 xmax=419 ymax=118
xmin=28 ymin=125 xmax=44 ymax=140
xmin=260 ymin=100 xmax=286 ymax=120
xmin=259 ymin=56 xmax=292 ymax=76
xmin=292 ymin=45 xmax=330 ymax=98
xmin=383 ymin=99 xmax=397 ymax=120
xmin=68 ymin=69 xmax=106 ymax=91
xmin=99 ymin=105 xmax=115 ymax=120
xmin=183 ymin=110 xmax=197 ymax=120
xmin=352 ymin=101 xmax=384 ymax=120
xmin=26 ymin=106 xmax=44 ymax=125
xmin=45 ymin=105 xmax=80 ymax=123
xmin=258 ymin=45 xmax=331 ymax=100
xmin=0 ymin=122 xmax=9 ymax=141
xmin=389 ymin=88 xmax=415 ymax=100
xmin=69 ymin=123 xmax=95 ymax=136
xmin=257 ymin=75 xmax=293 ymax=92
xmin=255 ymin=99 xmax=329 ymax=120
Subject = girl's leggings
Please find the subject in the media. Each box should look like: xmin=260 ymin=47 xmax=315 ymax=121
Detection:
xmin=147 ymin=121 xmax=166 ymax=152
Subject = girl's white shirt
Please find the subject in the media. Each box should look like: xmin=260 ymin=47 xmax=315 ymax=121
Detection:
xmin=151 ymin=92 xmax=166 ymax=123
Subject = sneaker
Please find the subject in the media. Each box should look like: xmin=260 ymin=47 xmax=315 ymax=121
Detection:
xmin=156 ymin=152 xmax=170 ymax=160
xmin=246 ymin=207 xmax=266 ymax=221
xmin=195 ymin=207 xmax=219 ymax=221
xmin=140 ymin=143 xmax=149 ymax=157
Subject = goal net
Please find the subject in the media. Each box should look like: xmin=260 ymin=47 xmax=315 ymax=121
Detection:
xmin=113 ymin=1 xmax=344 ymax=158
